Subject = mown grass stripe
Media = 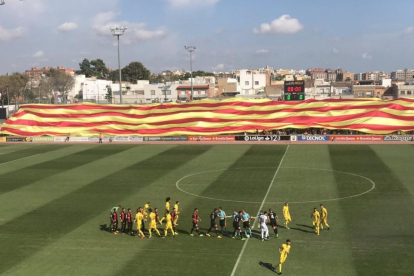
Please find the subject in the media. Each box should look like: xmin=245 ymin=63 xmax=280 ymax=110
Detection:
xmin=0 ymin=145 xmax=173 ymax=226
xmin=0 ymin=144 xmax=71 ymax=164
xmin=328 ymin=145 xmax=414 ymax=276
xmin=0 ymin=145 xmax=211 ymax=275
xmin=0 ymin=145 xmax=134 ymax=195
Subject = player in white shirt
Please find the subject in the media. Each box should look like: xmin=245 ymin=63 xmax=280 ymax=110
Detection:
xmin=260 ymin=211 xmax=270 ymax=241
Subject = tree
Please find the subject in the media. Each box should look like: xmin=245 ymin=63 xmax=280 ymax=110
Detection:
xmin=7 ymin=73 xmax=29 ymax=106
xmin=91 ymin=59 xmax=110 ymax=79
xmin=104 ymin=85 xmax=113 ymax=103
xmin=77 ymin=59 xmax=93 ymax=77
xmin=46 ymin=69 xmax=75 ymax=102
xmin=37 ymin=76 xmax=54 ymax=102
xmin=78 ymin=58 xmax=110 ymax=79
xmin=110 ymin=62 xmax=151 ymax=84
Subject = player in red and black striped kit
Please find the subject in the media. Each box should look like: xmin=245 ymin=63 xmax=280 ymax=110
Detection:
xmin=111 ymin=210 xmax=118 ymax=234
xmin=120 ymin=208 xmax=127 ymax=234
xmin=126 ymin=208 xmax=133 ymax=235
xmin=189 ymin=208 xmax=204 ymax=237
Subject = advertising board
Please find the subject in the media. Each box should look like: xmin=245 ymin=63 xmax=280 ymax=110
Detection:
xmin=330 ymin=136 xmax=383 ymax=142
xmin=188 ymin=136 xmax=235 ymax=141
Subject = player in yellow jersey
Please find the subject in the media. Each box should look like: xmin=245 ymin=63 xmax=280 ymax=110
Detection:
xmin=311 ymin=208 xmax=321 ymax=236
xmin=134 ymin=208 xmax=146 ymax=239
xmin=148 ymin=208 xmax=161 ymax=238
xmin=283 ymin=202 xmax=291 ymax=229
xmin=165 ymin=197 xmax=171 ymax=216
xmin=320 ymin=204 xmax=330 ymax=230
xmin=163 ymin=210 xmax=175 ymax=238
xmin=276 ymin=239 xmax=291 ymax=274
xmin=142 ymin=203 xmax=150 ymax=232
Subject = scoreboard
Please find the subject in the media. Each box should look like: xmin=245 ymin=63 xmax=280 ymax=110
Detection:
xmin=284 ymin=80 xmax=305 ymax=101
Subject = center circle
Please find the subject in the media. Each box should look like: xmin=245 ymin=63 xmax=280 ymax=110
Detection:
xmin=176 ymin=167 xmax=375 ymax=204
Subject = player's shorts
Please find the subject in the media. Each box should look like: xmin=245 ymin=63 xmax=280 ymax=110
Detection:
xmin=219 ymin=220 xmax=226 ymax=227
xmin=270 ymin=220 xmax=277 ymax=227
xmin=193 ymin=222 xmax=198 ymax=228
xmin=284 ymin=216 xmax=291 ymax=222
xmin=210 ymin=221 xmax=217 ymax=228
xmin=280 ymin=255 xmax=287 ymax=264
xmin=137 ymin=223 xmax=142 ymax=230
xmin=321 ymin=218 xmax=327 ymax=224
xmin=243 ymin=221 xmax=250 ymax=229
xmin=233 ymin=223 xmax=240 ymax=230
xmin=149 ymin=222 xmax=156 ymax=229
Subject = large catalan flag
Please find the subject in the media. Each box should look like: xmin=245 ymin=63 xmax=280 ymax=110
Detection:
xmin=1 ymin=98 xmax=414 ymax=136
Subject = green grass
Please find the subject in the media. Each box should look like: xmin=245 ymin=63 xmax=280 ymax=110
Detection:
xmin=0 ymin=144 xmax=413 ymax=276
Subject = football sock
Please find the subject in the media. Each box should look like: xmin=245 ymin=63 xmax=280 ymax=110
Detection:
xmin=244 ymin=230 xmax=248 ymax=236
xmin=279 ymin=264 xmax=282 ymax=273
xmin=190 ymin=228 xmax=194 ymax=234
xmin=249 ymin=229 xmax=252 ymax=236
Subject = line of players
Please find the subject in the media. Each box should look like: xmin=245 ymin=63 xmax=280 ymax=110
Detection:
xmin=109 ymin=198 xmax=181 ymax=238
xmin=108 ymin=201 xmax=330 ymax=240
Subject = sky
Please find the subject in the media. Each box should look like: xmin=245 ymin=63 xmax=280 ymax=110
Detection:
xmin=0 ymin=0 xmax=414 ymax=75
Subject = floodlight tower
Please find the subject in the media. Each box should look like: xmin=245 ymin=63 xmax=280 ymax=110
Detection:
xmin=184 ymin=46 xmax=196 ymax=101
xmin=110 ymin=27 xmax=127 ymax=104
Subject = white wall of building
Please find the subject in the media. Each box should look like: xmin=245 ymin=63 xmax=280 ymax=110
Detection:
xmin=83 ymin=79 xmax=113 ymax=102
xmin=143 ymin=84 xmax=179 ymax=103
xmin=238 ymin=70 xmax=267 ymax=95
xmin=68 ymin=75 xmax=86 ymax=100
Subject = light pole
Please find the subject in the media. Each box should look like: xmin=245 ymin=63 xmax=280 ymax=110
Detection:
xmin=84 ymin=83 xmax=88 ymax=102
xmin=159 ymin=85 xmax=171 ymax=103
xmin=6 ymin=85 xmax=9 ymax=118
xmin=97 ymin=82 xmax=100 ymax=104
xmin=184 ymin=46 xmax=196 ymax=101
xmin=111 ymin=27 xmax=127 ymax=104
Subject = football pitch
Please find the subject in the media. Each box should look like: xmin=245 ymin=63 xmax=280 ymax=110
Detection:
xmin=0 ymin=143 xmax=413 ymax=276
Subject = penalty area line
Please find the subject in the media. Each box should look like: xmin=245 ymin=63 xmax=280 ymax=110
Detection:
xmin=230 ymin=145 xmax=290 ymax=276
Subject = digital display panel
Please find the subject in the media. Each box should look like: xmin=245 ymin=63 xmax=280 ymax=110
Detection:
xmin=284 ymin=81 xmax=305 ymax=101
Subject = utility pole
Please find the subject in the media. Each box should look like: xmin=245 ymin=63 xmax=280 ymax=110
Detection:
xmin=184 ymin=46 xmax=196 ymax=101
xmin=111 ymin=27 xmax=127 ymax=104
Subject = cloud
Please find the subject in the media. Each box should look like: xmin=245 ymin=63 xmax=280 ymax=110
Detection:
xmin=166 ymin=0 xmax=219 ymax=7
xmin=332 ymin=48 xmax=339 ymax=54
xmin=93 ymin=12 xmax=166 ymax=42
xmin=254 ymin=15 xmax=303 ymax=35
xmin=212 ymin=64 xmax=225 ymax=71
xmin=0 ymin=25 xmax=26 ymax=41
xmin=403 ymin=26 xmax=414 ymax=35
xmin=33 ymin=51 xmax=45 ymax=58
xmin=56 ymin=22 xmax=78 ymax=32
xmin=362 ymin=53 xmax=373 ymax=60
xmin=256 ymin=49 xmax=269 ymax=54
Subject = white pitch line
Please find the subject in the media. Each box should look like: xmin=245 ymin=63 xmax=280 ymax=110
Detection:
xmin=230 ymin=145 xmax=290 ymax=276
xmin=0 ymin=153 xmax=42 ymax=166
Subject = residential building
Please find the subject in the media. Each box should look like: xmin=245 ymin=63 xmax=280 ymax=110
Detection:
xmin=325 ymin=69 xmax=337 ymax=82
xmin=397 ymin=84 xmax=414 ymax=99
xmin=391 ymin=69 xmax=414 ymax=82
xmin=337 ymin=70 xmax=354 ymax=82
xmin=217 ymin=78 xmax=238 ymax=97
xmin=143 ymin=83 xmax=179 ymax=103
xmin=83 ymin=79 xmax=113 ymax=103
xmin=237 ymin=70 xmax=267 ymax=96
xmin=306 ymin=68 xmax=327 ymax=80
xmin=25 ymin=66 xmax=75 ymax=79
xmin=176 ymin=84 xmax=214 ymax=101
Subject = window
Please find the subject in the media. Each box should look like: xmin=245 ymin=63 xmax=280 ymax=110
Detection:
xmin=255 ymin=81 xmax=259 ymax=85
xmin=366 ymin=92 xmax=372 ymax=96
xmin=408 ymin=91 xmax=412 ymax=95
xmin=166 ymin=90 xmax=171 ymax=95
xmin=245 ymin=81 xmax=249 ymax=85
xmin=180 ymin=91 xmax=185 ymax=95
xmin=401 ymin=91 xmax=405 ymax=95
xmin=358 ymin=92 xmax=364 ymax=97
xmin=151 ymin=90 xmax=155 ymax=95
xmin=201 ymin=91 xmax=206 ymax=94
